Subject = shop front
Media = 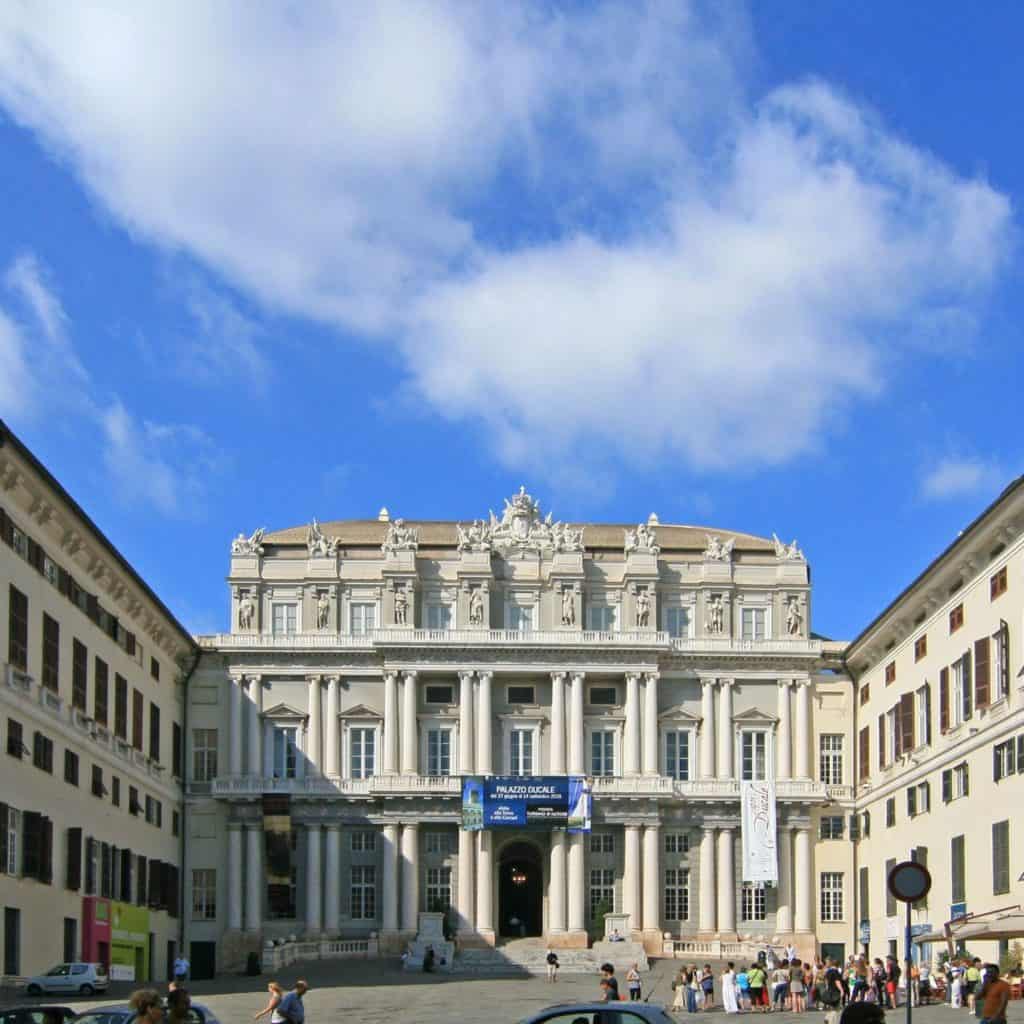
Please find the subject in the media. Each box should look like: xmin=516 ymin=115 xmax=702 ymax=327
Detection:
xmin=82 ymin=897 xmax=151 ymax=982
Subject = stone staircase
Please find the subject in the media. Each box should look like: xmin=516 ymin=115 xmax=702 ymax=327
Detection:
xmin=452 ymin=937 xmax=648 ymax=976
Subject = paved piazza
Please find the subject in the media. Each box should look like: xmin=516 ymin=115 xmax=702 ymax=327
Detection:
xmin=36 ymin=961 xmax=1024 ymax=1024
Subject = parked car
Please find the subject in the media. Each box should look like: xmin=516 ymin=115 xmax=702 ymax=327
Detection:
xmin=74 ymin=1003 xmax=221 ymax=1024
xmin=24 ymin=964 xmax=109 ymax=996
xmin=518 ymin=1004 xmax=675 ymax=1024
xmin=0 ymin=1005 xmax=77 ymax=1024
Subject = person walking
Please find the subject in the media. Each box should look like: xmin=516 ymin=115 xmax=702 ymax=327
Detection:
xmin=723 ymin=962 xmax=740 ymax=1014
xmin=737 ymin=964 xmax=751 ymax=1011
xmin=546 ymin=949 xmax=560 ymax=983
xmin=978 ymin=963 xmax=1010 ymax=1024
xmin=276 ymin=980 xmax=308 ymax=1024
xmin=599 ymin=963 xmax=620 ymax=1001
xmin=172 ymin=955 xmax=190 ymax=986
xmin=255 ymin=982 xmax=284 ymax=1021
xmin=627 ymin=963 xmax=642 ymax=1002
xmin=688 ymin=965 xmax=702 ymax=1013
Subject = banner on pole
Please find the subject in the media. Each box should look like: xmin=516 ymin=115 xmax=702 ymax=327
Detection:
xmin=740 ymin=780 xmax=778 ymax=882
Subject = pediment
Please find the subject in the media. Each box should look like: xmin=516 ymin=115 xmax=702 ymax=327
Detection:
xmin=339 ymin=703 xmax=383 ymax=720
xmin=262 ymin=702 xmax=308 ymax=720
xmin=732 ymin=707 xmax=779 ymax=725
xmin=658 ymin=704 xmax=702 ymax=724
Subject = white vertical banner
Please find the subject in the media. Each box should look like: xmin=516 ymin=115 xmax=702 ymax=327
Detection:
xmin=741 ymin=780 xmax=778 ymax=882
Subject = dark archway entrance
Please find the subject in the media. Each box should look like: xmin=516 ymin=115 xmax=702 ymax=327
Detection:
xmin=498 ymin=841 xmax=543 ymax=938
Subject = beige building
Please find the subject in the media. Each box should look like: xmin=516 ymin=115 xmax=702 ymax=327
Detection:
xmin=847 ymin=476 xmax=1024 ymax=966
xmin=0 ymin=421 xmax=195 ymax=983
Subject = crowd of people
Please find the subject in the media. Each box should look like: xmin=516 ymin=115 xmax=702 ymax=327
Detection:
xmin=123 ymin=977 xmax=309 ymax=1024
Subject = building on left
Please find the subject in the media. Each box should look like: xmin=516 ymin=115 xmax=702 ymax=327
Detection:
xmin=0 ymin=420 xmax=196 ymax=983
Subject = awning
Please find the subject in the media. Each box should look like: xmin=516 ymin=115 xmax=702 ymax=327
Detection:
xmin=951 ymin=912 xmax=1024 ymax=942
xmin=911 ymin=930 xmax=946 ymax=944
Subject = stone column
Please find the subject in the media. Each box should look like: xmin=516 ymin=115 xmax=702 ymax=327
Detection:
xmin=642 ymin=672 xmax=659 ymax=775
xmin=457 ymin=826 xmax=475 ymax=934
xmin=458 ymin=671 xmax=475 ymax=775
xmin=383 ymin=671 xmax=399 ymax=774
xmin=401 ymin=670 xmax=418 ymax=774
xmin=623 ymin=824 xmax=641 ymax=934
xmin=227 ymin=823 xmax=243 ymax=931
xmin=550 ymin=672 xmax=567 ymax=774
xmin=246 ymin=676 xmax=263 ymax=777
xmin=716 ymin=827 xmax=735 ymax=933
xmin=568 ymin=672 xmax=585 ymax=776
xmin=642 ymin=824 xmax=661 ymax=932
xmin=794 ymin=680 xmax=811 ymax=779
xmin=624 ymin=673 xmax=641 ymax=777
xmin=549 ymin=831 xmax=567 ymax=933
xmin=229 ymin=676 xmax=244 ymax=776
xmin=400 ymin=822 xmax=419 ymax=932
xmin=717 ymin=679 xmax=734 ymax=780
xmin=793 ymin=827 xmax=812 ymax=932
xmin=476 ymin=831 xmax=494 ymax=939
xmin=244 ymin=823 xmax=262 ymax=932
xmin=476 ymin=671 xmax=493 ymax=775
xmin=307 ymin=675 xmax=323 ymax=775
xmin=777 ymin=680 xmax=792 ymax=781
xmin=324 ymin=824 xmax=341 ymax=934
xmin=324 ymin=676 xmax=340 ymax=777
xmin=568 ymin=832 xmax=586 ymax=934
xmin=700 ymin=680 xmax=716 ymax=779
xmin=776 ymin=825 xmax=793 ymax=933
xmin=381 ymin=823 xmax=399 ymax=933
xmin=698 ymin=826 xmax=716 ymax=932
xmin=305 ymin=823 xmax=322 ymax=935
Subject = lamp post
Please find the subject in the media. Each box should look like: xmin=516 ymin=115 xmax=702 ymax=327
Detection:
xmin=888 ymin=860 xmax=933 ymax=1024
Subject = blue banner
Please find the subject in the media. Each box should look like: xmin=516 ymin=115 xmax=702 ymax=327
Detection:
xmin=462 ymin=776 xmax=591 ymax=832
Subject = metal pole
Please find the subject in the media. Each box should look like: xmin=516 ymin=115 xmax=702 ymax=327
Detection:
xmin=905 ymin=900 xmax=913 ymax=1024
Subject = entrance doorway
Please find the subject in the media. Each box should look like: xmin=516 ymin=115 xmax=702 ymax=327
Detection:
xmin=498 ymin=841 xmax=543 ymax=939
xmin=189 ymin=941 xmax=217 ymax=981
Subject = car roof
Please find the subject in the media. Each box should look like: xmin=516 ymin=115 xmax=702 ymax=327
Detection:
xmin=529 ymin=1003 xmax=668 ymax=1015
xmin=0 ymin=1006 xmax=75 ymax=1012
xmin=79 ymin=1005 xmax=211 ymax=1014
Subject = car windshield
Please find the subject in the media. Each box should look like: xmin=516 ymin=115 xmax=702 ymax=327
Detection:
xmin=45 ymin=966 xmax=69 ymax=976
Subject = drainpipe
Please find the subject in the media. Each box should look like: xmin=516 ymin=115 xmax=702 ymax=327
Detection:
xmin=843 ymin=654 xmax=862 ymax=958
xmin=177 ymin=645 xmax=202 ymax=959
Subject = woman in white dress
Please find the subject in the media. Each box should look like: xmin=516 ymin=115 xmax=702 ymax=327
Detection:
xmin=723 ymin=962 xmax=740 ymax=1014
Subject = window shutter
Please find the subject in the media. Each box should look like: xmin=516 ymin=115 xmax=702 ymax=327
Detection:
xmin=974 ymin=637 xmax=990 ymax=709
xmin=22 ymin=811 xmax=41 ymax=879
xmin=859 ymin=727 xmax=870 ymax=782
xmin=148 ymin=859 xmax=162 ymax=908
xmin=85 ymin=837 xmax=96 ymax=893
xmin=907 ymin=786 xmax=916 ymax=816
xmin=137 ymin=855 xmax=148 ymax=906
xmin=999 ymin=620 xmax=1010 ymax=694
xmin=963 ymin=764 xmax=970 ymax=797
xmin=900 ymin=693 xmax=915 ymax=752
xmin=100 ymin=842 xmax=112 ymax=898
xmin=40 ymin=817 xmax=53 ymax=884
xmin=849 ymin=814 xmax=861 ymax=840
xmin=877 ymin=714 xmax=886 ymax=767
xmin=923 ymin=683 xmax=932 ymax=745
xmin=167 ymin=864 xmax=180 ymax=919
xmin=66 ymin=827 xmax=82 ymax=890
xmin=0 ymin=803 xmax=8 ymax=874
xmin=962 ymin=653 xmax=973 ymax=720
xmin=942 ymin=770 xmax=952 ymax=803
xmin=894 ymin=705 xmax=903 ymax=758
xmin=1017 ymin=735 xmax=1024 ymax=775
xmin=939 ymin=668 xmax=949 ymax=733
xmin=863 ymin=810 xmax=871 ymax=837
xmin=995 ymin=746 xmax=1003 ymax=782
xmin=121 ymin=847 xmax=132 ymax=902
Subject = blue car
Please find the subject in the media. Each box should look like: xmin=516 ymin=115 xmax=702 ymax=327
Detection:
xmin=517 ymin=1003 xmax=675 ymax=1024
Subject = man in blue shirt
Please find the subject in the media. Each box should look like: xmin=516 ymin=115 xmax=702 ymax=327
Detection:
xmin=276 ymin=980 xmax=307 ymax=1024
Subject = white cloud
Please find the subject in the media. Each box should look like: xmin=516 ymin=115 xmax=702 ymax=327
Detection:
xmin=0 ymin=310 xmax=35 ymax=418
xmin=0 ymin=3 xmax=1013 ymax=479
xmin=921 ymin=457 xmax=1004 ymax=502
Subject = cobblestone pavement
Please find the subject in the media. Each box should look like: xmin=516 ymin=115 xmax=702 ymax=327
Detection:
xmin=19 ymin=960 xmax=1024 ymax=1024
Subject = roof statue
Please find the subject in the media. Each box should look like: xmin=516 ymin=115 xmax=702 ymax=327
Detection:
xmin=307 ymin=517 xmax=341 ymax=558
xmin=624 ymin=521 xmax=660 ymax=557
xmin=772 ymin=533 xmax=804 ymax=561
xmin=231 ymin=526 xmax=265 ymax=556
xmin=381 ymin=517 xmax=419 ymax=556
xmin=703 ymin=533 xmax=734 ymax=562
xmin=456 ymin=486 xmax=584 ymax=557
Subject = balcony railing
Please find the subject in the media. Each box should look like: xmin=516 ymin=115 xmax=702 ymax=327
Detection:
xmin=669 ymin=636 xmax=822 ymax=655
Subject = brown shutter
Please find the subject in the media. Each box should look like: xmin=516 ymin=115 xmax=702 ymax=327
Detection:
xmin=900 ymin=693 xmax=915 ymax=752
xmin=974 ymin=637 xmax=990 ymax=709
xmin=894 ymin=704 xmax=904 ymax=757
xmin=40 ymin=817 xmax=53 ymax=884
xmin=0 ymin=803 xmax=8 ymax=873
xmin=66 ymin=827 xmax=82 ymax=891
xmin=878 ymin=713 xmax=886 ymax=767
xmin=859 ymin=726 xmax=870 ymax=782
xmin=939 ymin=667 xmax=949 ymax=733
xmin=22 ymin=811 xmax=41 ymax=879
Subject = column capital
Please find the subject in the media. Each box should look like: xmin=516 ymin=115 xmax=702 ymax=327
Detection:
xmin=551 ymin=671 xmax=568 ymax=682
xmin=306 ymin=673 xmax=322 ymax=684
xmin=230 ymin=673 xmax=246 ymax=686
xmin=718 ymin=677 xmax=734 ymax=688
xmin=227 ymin=821 xmax=243 ymax=832
xmin=325 ymin=823 xmax=342 ymax=834
xmin=644 ymin=671 xmax=660 ymax=683
xmin=778 ymin=679 xmax=793 ymax=691
xmin=458 ymin=669 xmax=476 ymax=683
xmin=795 ymin=677 xmax=811 ymax=689
xmin=700 ymin=677 xmax=716 ymax=690
xmin=384 ymin=669 xmax=399 ymax=682
xmin=571 ymin=671 xmax=586 ymax=683
xmin=402 ymin=669 xmax=418 ymax=681
xmin=643 ymin=820 xmax=661 ymax=831
xmin=477 ymin=670 xmax=493 ymax=682
xmin=306 ymin=821 xmax=322 ymax=833
xmin=625 ymin=671 xmax=641 ymax=683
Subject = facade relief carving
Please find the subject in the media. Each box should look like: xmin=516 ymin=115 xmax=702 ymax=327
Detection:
xmin=772 ymin=533 xmax=804 ymax=561
xmin=231 ymin=527 xmax=265 ymax=556
xmin=307 ymin=517 xmax=341 ymax=558
xmin=381 ymin=518 xmax=419 ymax=556
xmin=703 ymin=534 xmax=734 ymax=562
xmin=456 ymin=486 xmax=584 ymax=557
xmin=624 ymin=522 xmax=660 ymax=556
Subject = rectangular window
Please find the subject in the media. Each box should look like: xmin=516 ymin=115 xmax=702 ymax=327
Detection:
xmin=7 ymin=718 xmax=24 ymax=759
xmin=587 ymin=687 xmax=617 ymax=706
xmin=172 ymin=722 xmax=182 ymax=778
xmin=425 ymin=832 xmax=452 ymax=855
xmin=906 ymin=780 xmax=930 ymax=816
xmin=991 ymin=566 xmax=1008 ymax=600
xmin=349 ymin=727 xmax=375 ymax=779
xmin=425 ymin=866 xmax=450 ymax=914
xmin=819 ymin=734 xmax=843 ymax=785
xmin=91 ymin=765 xmax=104 ymax=798
xmin=820 ymin=872 xmax=844 ymax=921
xmin=859 ymin=866 xmax=870 ymax=923
xmin=819 ymin=816 xmax=844 ymax=840
xmin=885 ymin=707 xmax=898 ymax=765
xmin=992 ymin=626 xmax=1010 ymax=702
xmin=992 ymin=821 xmax=1010 ymax=895
xmin=150 ymin=656 xmax=160 ymax=681
xmin=507 ymin=685 xmax=535 ymax=705
xmin=859 ymin=684 xmax=869 ymax=706
xmin=858 ymin=726 xmax=870 ymax=783
xmin=994 ymin=739 xmax=1016 ymax=782
xmin=885 ymin=797 xmax=895 ymax=828
xmin=916 ymin=685 xmax=931 ymax=748
xmin=8 ymin=586 xmax=28 ymax=670
xmin=954 ymin=762 xmax=969 ymax=798
xmin=950 ymin=660 xmax=966 ymax=727
xmin=949 ymin=603 xmax=964 ymax=633
xmin=94 ymin=658 xmax=108 ymax=726
xmin=741 ymin=882 xmax=766 ymax=921
xmin=272 ymin=603 xmax=298 ymax=635
xmin=665 ymin=730 xmax=691 ymax=780
xmin=664 ymin=868 xmax=690 ymax=921
xmin=129 ymin=787 xmax=141 ymax=816
xmin=590 ymin=730 xmax=615 ymax=777
xmin=64 ymin=749 xmax=79 ymax=786
xmin=192 ymin=729 xmax=219 ymax=782
xmin=131 ymin=689 xmax=144 ymax=750
xmin=273 ymin=727 xmax=298 ymax=779
xmin=664 ymin=606 xmax=692 ymax=639
xmin=172 ymin=811 xmax=180 ymax=837
xmin=590 ymin=833 xmax=614 ymax=855
xmin=587 ymin=605 xmax=617 ymax=632
xmin=72 ymin=640 xmax=88 ymax=711
xmin=914 ymin=635 xmax=928 ymax=662
xmin=351 ymin=865 xmax=377 ymax=919
xmin=665 ymin=833 xmax=690 ymax=855
xmin=33 ymin=731 xmax=53 ymax=773
xmin=424 ymin=684 xmax=454 ymax=705
xmin=424 ymin=603 xmax=452 ymax=630
xmin=589 ymin=868 xmax=615 ymax=919
xmin=509 ymin=728 xmax=534 ymax=777
xmin=507 ymin=605 xmax=533 ymax=632
xmin=111 ymin=776 xmax=120 ymax=807
xmin=741 ymin=731 xmax=768 ymax=781
xmin=4 ymin=807 xmax=20 ymax=876
xmin=41 ymin=613 xmax=59 ymax=692
xmin=741 ymin=607 xmax=768 ymax=641
xmin=426 ymin=728 xmax=452 ymax=776
xmin=951 ymin=835 xmax=966 ymax=903
xmin=149 ymin=704 xmax=160 ymax=762
xmin=884 ymin=661 xmax=896 ymax=685
xmin=350 ymin=830 xmax=376 ymax=852
xmin=191 ymin=868 xmax=216 ymax=920
xmin=114 ymin=674 xmax=128 ymax=739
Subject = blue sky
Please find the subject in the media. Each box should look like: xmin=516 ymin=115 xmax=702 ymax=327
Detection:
xmin=0 ymin=2 xmax=1020 ymax=639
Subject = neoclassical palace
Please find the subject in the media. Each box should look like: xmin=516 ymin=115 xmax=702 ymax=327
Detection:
xmin=186 ymin=489 xmax=857 ymax=965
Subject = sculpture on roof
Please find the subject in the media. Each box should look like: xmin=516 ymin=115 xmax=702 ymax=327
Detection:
xmin=624 ymin=521 xmax=660 ymax=557
xmin=703 ymin=534 xmax=734 ymax=562
xmin=785 ymin=595 xmax=804 ymax=636
xmin=456 ymin=486 xmax=584 ymax=557
xmin=381 ymin=517 xmax=419 ymax=556
xmin=231 ymin=526 xmax=266 ymax=556
xmin=772 ymin=533 xmax=804 ymax=561
xmin=307 ymin=517 xmax=340 ymax=558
